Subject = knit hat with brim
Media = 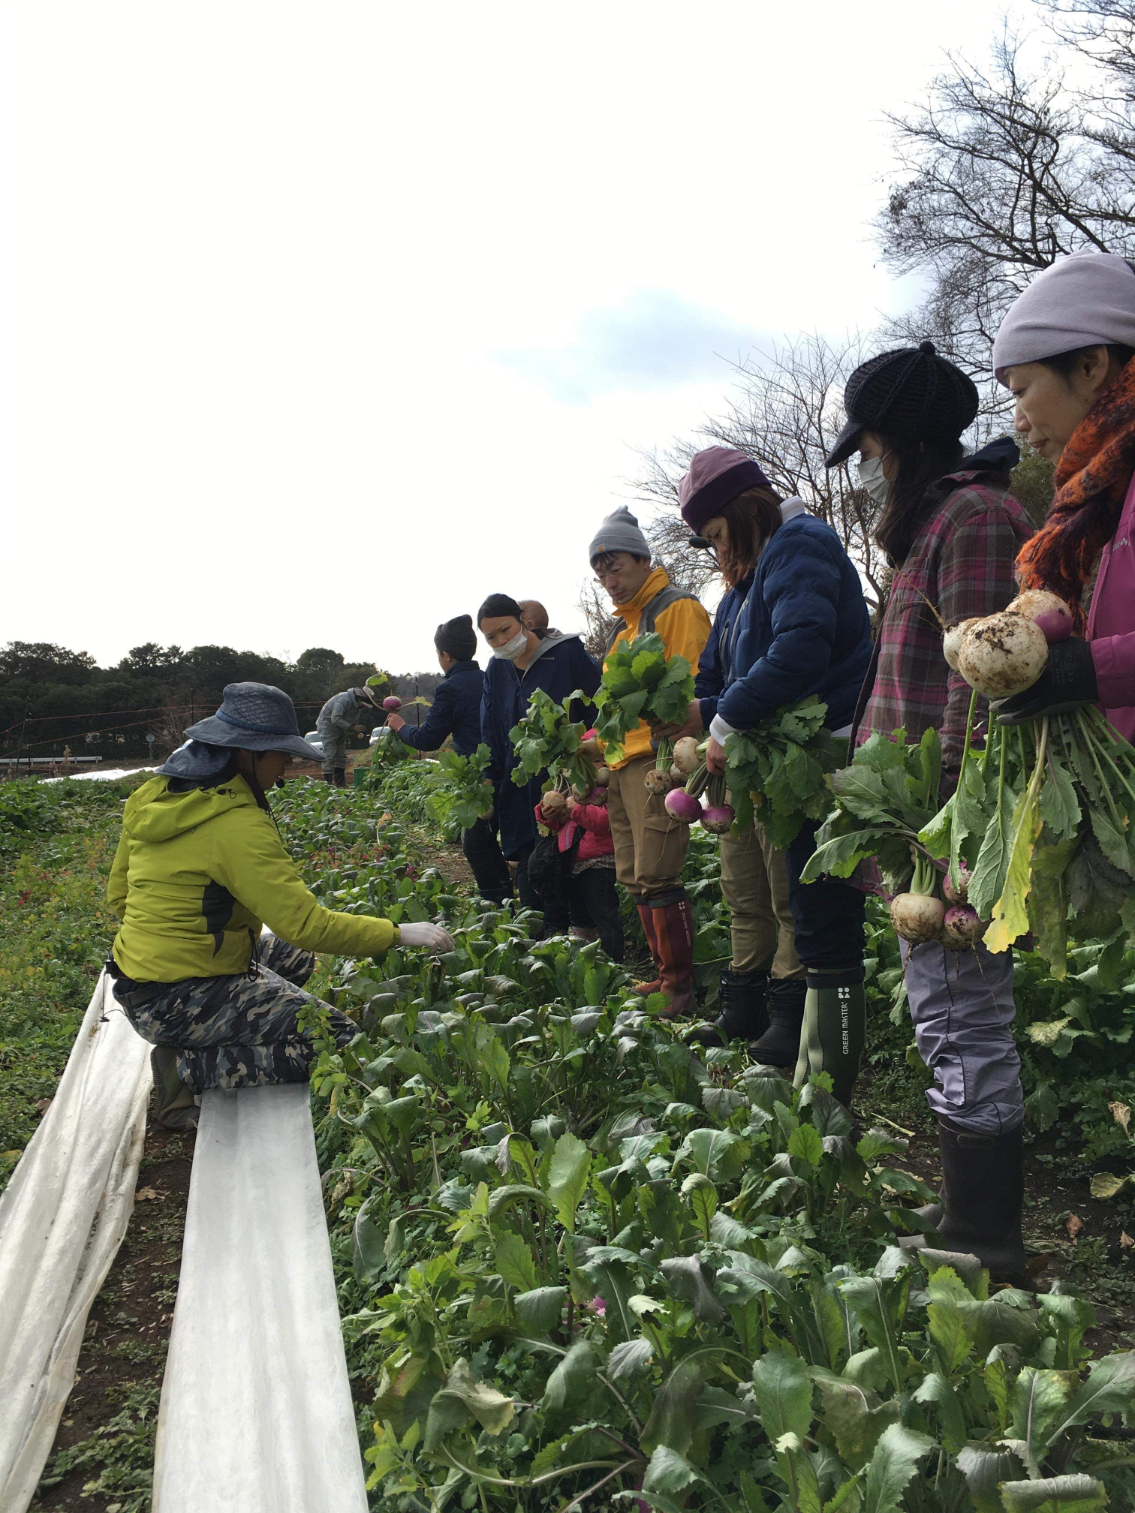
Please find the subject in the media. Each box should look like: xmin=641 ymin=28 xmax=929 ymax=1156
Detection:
xmin=992 ymin=247 xmax=1135 ymax=384
xmin=435 ymin=614 xmax=477 ymax=660
xmin=589 ymin=506 xmax=651 ymax=564
xmin=824 ymin=341 xmax=979 ymax=468
xmin=179 ymin=682 xmax=325 ymax=762
xmin=678 ymin=448 xmax=772 ymax=532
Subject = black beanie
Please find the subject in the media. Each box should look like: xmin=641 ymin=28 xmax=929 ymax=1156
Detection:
xmin=824 ymin=341 xmax=979 ymax=467
xmin=477 ymin=593 xmax=523 ymax=626
xmin=435 ymin=614 xmax=477 ymax=661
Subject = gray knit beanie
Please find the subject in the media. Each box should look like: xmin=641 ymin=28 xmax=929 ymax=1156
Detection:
xmin=588 ymin=506 xmax=651 ymax=566
xmin=993 ymin=248 xmax=1135 ymax=384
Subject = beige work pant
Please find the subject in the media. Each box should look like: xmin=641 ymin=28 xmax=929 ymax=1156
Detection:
xmin=606 ymin=753 xmax=690 ymax=899
xmin=719 ymin=821 xmax=803 ymax=979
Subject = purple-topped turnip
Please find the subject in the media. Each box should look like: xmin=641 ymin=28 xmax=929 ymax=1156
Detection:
xmin=940 ymin=904 xmax=985 ymax=950
xmin=664 ymin=787 xmax=702 ymax=823
xmin=943 ymin=861 xmax=970 ymax=905
xmin=383 ymin=696 xmax=402 ymax=712
xmin=701 ymin=804 xmax=735 ymax=835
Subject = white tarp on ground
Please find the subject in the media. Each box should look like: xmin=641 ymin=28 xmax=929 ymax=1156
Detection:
xmin=0 ymin=971 xmax=151 ymax=1512
xmin=44 ymin=766 xmax=154 ymax=783
xmin=152 ymin=1084 xmax=369 ymax=1513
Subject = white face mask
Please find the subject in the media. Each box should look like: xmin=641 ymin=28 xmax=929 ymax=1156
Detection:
xmin=493 ymin=629 xmax=529 ymax=661
xmin=857 ymin=454 xmax=893 ymax=508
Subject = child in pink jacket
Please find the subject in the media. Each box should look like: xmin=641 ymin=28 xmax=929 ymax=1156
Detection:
xmin=534 ymin=789 xmax=624 ymax=961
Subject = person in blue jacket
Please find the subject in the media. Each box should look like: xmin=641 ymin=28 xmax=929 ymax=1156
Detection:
xmin=678 ymin=447 xmax=873 ymax=1108
xmin=386 ymin=615 xmax=512 ymax=906
xmin=477 ymin=593 xmax=602 ymax=911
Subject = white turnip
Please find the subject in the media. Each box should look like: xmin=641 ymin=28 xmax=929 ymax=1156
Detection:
xmin=889 ymin=892 xmax=946 ymax=943
xmin=940 ymin=904 xmax=985 ymax=950
xmin=670 ymin=763 xmax=686 ymax=783
xmin=593 ymin=765 xmax=610 ymax=787
xmin=664 ymin=788 xmax=702 ymax=823
xmin=671 ymin=736 xmax=701 ymax=776
xmin=644 ymin=768 xmax=674 ymax=796
xmin=942 ymin=619 xmax=975 ymax=672
xmin=540 ymin=789 xmax=567 ymax=814
xmin=957 ymin=612 xmax=1048 ymax=698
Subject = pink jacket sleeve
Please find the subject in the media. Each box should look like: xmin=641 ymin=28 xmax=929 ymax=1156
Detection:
xmin=1092 ymin=632 xmax=1135 ymax=713
xmin=571 ymin=802 xmax=611 ymax=836
xmin=535 ymin=801 xmax=567 ymax=832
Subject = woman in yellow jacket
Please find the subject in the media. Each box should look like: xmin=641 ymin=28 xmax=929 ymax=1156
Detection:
xmin=588 ymin=508 xmax=711 ymax=1016
xmin=108 ymin=683 xmax=453 ymax=1129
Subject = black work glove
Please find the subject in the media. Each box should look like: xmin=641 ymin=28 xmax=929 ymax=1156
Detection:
xmin=996 ymin=638 xmax=1098 ymax=725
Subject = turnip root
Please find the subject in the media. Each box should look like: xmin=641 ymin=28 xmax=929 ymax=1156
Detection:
xmin=672 ymin=736 xmax=701 ymax=776
xmin=890 ymin=892 xmax=946 ymax=942
xmin=670 ymin=763 xmax=686 ymax=783
xmin=593 ymin=765 xmax=610 ymax=787
xmin=940 ymin=904 xmax=985 ymax=950
xmin=664 ymin=787 xmax=702 ymax=823
xmin=1007 ymin=590 xmax=1075 ymax=646
xmin=572 ymin=782 xmax=592 ymax=800
xmin=383 ymin=696 xmax=402 ymax=712
xmin=1034 ymin=611 xmax=1073 ymax=644
xmin=581 ymin=734 xmax=603 ymax=760
xmin=943 ymin=861 xmax=970 ymax=905
xmin=541 ymin=790 xmax=567 ymax=814
xmin=701 ymin=805 xmax=735 ymax=835
xmin=942 ymin=619 xmax=975 ymax=672
xmin=957 ymin=612 xmax=1048 ymax=698
xmin=644 ymin=768 xmax=674 ymax=796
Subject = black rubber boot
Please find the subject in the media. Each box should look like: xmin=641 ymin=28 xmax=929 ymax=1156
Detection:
xmin=322 ymin=769 xmax=335 ymax=785
xmin=793 ymin=967 xmax=867 ymax=1109
xmin=334 ymin=767 xmax=347 ymax=788
xmin=749 ymin=978 xmax=806 ymax=1067
xmin=688 ymin=969 xmax=769 ymax=1047
xmin=903 ymin=1119 xmax=1026 ymax=1284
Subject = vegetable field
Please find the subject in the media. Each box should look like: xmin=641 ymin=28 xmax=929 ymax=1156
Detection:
xmin=3 ymin=766 xmax=1135 ymax=1511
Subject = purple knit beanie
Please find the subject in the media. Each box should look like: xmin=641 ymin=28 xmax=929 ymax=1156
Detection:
xmin=678 ymin=447 xmax=771 ymax=532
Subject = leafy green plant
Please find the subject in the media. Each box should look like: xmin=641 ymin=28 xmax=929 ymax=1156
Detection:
xmin=509 ymin=689 xmax=597 ymax=798
xmin=721 ymin=696 xmax=848 ymax=845
xmin=421 ymin=745 xmax=495 ymax=841
xmin=593 ymin=634 xmax=695 ymax=767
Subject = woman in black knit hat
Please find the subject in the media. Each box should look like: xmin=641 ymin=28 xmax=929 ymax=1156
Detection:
xmin=826 ymin=341 xmax=1033 ymax=1283
xmin=387 ymin=615 xmax=513 ymax=905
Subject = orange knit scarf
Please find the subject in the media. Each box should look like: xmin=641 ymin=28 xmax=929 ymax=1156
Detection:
xmin=1016 ymin=354 xmax=1135 ymax=617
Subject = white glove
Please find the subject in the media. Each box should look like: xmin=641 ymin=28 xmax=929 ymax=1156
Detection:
xmin=398 ymin=922 xmax=455 ymax=952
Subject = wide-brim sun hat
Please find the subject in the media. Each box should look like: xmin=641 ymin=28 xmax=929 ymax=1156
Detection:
xmin=180 ymin=682 xmax=325 ymax=763
xmin=824 ymin=341 xmax=979 ymax=469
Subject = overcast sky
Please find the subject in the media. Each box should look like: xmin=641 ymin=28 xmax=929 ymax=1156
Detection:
xmin=2 ymin=0 xmax=1026 ymax=674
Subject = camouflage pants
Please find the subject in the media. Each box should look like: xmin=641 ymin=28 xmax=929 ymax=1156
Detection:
xmin=113 ymin=933 xmax=359 ymax=1092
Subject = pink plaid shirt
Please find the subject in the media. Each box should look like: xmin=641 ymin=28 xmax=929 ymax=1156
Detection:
xmin=860 ymin=474 xmax=1033 ymax=778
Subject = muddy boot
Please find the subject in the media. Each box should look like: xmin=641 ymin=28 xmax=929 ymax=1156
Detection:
xmin=334 ymin=767 xmax=347 ymax=788
xmin=750 ymin=978 xmax=806 ymax=1067
xmin=651 ymin=889 xmax=697 ymax=1020
xmin=792 ymin=967 xmax=867 ymax=1109
xmin=322 ymin=769 xmax=336 ymax=785
xmin=689 ymin=968 xmax=768 ymax=1047
xmin=632 ymin=901 xmax=663 ymax=996
xmin=150 ymin=1047 xmax=199 ymax=1133
xmin=904 ymin=1119 xmax=1027 ymax=1284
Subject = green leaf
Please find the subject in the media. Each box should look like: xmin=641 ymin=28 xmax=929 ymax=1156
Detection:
xmin=641 ymin=1353 xmax=707 ymax=1456
xmin=814 ymin=1371 xmax=901 ymax=1472
xmin=998 ymin=1475 xmax=1109 ymax=1511
xmin=423 ymin=1358 xmax=515 ymax=1454
xmin=986 ymin=773 xmax=1044 ymax=953
xmin=541 ymin=1339 xmax=598 ymax=1414
xmin=660 ymin=1254 xmax=726 ymax=1324
xmin=607 ymin=1336 xmax=655 ymax=1380
xmin=513 ymin=1286 xmax=566 ymax=1335
xmin=494 ymin=1230 xmax=538 ymax=1292
xmin=676 ymin=1126 xmax=747 ymax=1180
xmin=546 ymin=1132 xmax=593 ymax=1234
xmin=1051 ymin=1350 xmax=1135 ymax=1439
xmin=750 ymin=1349 xmax=815 ymax=1443
xmin=637 ymin=1446 xmax=710 ymax=1513
xmin=912 ymin=1370 xmax=967 ymax=1454
xmin=858 ymin=1423 xmax=933 ymax=1513
xmin=788 ymin=1123 xmax=824 ymax=1167
xmin=955 ymin=1445 xmax=1028 ymax=1513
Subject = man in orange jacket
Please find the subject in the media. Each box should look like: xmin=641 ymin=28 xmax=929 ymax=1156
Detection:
xmin=589 ymin=507 xmax=711 ymax=1016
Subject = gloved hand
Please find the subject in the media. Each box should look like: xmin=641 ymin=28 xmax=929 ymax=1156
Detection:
xmin=398 ymin=921 xmax=455 ymax=952
xmin=996 ymin=638 xmax=1099 ymax=725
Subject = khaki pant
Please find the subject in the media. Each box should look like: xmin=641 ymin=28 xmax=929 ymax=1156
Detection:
xmin=606 ymin=754 xmax=690 ymax=899
xmin=719 ymin=821 xmax=803 ymax=979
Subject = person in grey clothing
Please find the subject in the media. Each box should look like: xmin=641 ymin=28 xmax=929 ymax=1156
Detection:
xmin=315 ymin=686 xmax=381 ymax=785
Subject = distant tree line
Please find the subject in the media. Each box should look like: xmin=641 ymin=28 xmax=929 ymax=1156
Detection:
xmin=0 ymin=642 xmax=444 ymax=764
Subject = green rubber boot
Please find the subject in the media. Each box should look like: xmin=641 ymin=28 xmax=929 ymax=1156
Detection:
xmin=792 ymin=968 xmax=866 ymax=1109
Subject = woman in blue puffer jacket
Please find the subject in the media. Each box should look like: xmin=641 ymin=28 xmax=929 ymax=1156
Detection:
xmin=678 ymin=447 xmax=873 ymax=1107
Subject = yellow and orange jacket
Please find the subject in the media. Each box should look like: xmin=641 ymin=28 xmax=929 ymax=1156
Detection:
xmin=602 ymin=567 xmax=712 ymax=768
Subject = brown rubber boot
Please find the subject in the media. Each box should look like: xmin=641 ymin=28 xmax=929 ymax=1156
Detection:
xmin=632 ymin=901 xmax=663 ymax=996
xmin=650 ymin=889 xmax=697 ymax=1019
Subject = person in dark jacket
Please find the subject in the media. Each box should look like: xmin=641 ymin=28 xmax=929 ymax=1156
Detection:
xmin=478 ymin=593 xmax=602 ymax=910
xmin=679 ymin=508 xmax=806 ymax=1055
xmin=386 ymin=615 xmax=513 ymax=906
xmin=678 ymin=447 xmax=873 ymax=1108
